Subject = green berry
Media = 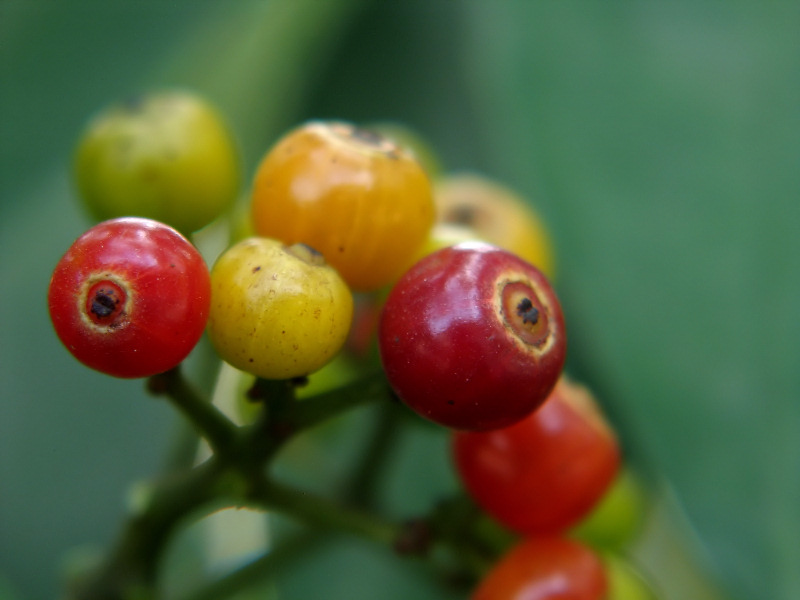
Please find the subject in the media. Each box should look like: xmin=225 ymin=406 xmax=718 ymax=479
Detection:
xmin=74 ymin=90 xmax=240 ymax=234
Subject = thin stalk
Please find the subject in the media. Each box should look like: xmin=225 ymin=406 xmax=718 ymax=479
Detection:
xmin=250 ymin=477 xmax=401 ymax=546
xmin=283 ymin=370 xmax=391 ymax=432
xmin=149 ymin=367 xmax=238 ymax=458
xmin=67 ymin=459 xmax=225 ymax=600
xmin=346 ymin=401 xmax=404 ymax=508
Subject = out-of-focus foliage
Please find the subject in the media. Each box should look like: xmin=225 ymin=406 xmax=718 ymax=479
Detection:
xmin=1 ymin=2 xmax=798 ymax=599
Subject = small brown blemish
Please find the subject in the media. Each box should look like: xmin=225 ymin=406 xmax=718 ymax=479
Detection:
xmin=252 ymin=265 xmax=261 ymax=273
xmin=351 ymin=126 xmax=382 ymax=145
xmin=448 ymin=205 xmax=477 ymax=226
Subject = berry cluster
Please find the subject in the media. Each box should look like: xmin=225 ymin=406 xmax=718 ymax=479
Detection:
xmin=50 ymin=91 xmax=656 ymax=599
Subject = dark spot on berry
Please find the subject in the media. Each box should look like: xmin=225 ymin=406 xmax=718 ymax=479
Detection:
xmin=350 ymin=126 xmax=385 ymax=147
xmin=346 ymin=125 xmax=401 ymax=158
xmin=448 ymin=205 xmax=477 ymax=226
xmin=249 ymin=358 xmax=254 ymax=362
xmin=91 ymin=289 xmax=119 ymax=319
xmin=516 ymin=297 xmax=539 ymax=325
xmin=447 ymin=400 xmax=455 ymax=406
xmin=252 ymin=265 xmax=261 ymax=273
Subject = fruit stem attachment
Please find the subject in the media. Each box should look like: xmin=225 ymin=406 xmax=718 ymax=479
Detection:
xmin=65 ymin=366 xmax=495 ymax=600
xmin=148 ymin=367 xmax=238 ymax=457
xmin=285 ymin=242 xmax=326 ymax=266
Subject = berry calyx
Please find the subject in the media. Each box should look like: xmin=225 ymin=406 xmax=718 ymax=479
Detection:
xmin=500 ymin=280 xmax=552 ymax=348
xmin=84 ymin=279 xmax=128 ymax=327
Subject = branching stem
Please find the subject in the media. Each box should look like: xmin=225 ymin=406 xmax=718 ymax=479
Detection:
xmin=148 ymin=367 xmax=238 ymax=458
xmin=66 ymin=367 xmax=495 ymax=600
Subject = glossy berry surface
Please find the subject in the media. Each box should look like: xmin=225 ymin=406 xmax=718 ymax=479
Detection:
xmin=207 ymin=237 xmax=353 ymax=380
xmin=250 ymin=120 xmax=435 ymax=291
xmin=453 ymin=376 xmax=620 ymax=535
xmin=379 ymin=242 xmax=566 ymax=430
xmin=471 ymin=537 xmax=607 ymax=600
xmin=74 ymin=90 xmax=240 ymax=234
xmin=48 ymin=218 xmax=211 ymax=378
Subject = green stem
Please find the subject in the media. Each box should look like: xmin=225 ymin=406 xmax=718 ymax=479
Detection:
xmin=250 ymin=477 xmax=401 ymax=546
xmin=346 ymin=402 xmax=404 ymax=508
xmin=69 ymin=371 xmax=397 ymax=599
xmin=160 ymin=418 xmax=201 ymax=474
xmin=149 ymin=367 xmax=238 ymax=458
xmin=284 ymin=370 xmax=392 ymax=432
xmin=67 ymin=459 xmax=225 ymax=600
xmin=240 ymin=371 xmax=392 ymax=464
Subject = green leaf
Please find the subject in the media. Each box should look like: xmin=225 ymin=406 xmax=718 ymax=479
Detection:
xmin=458 ymin=3 xmax=800 ymax=600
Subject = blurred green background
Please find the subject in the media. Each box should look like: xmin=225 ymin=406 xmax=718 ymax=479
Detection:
xmin=2 ymin=2 xmax=799 ymax=599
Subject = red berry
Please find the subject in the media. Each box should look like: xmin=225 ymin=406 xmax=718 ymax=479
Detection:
xmin=472 ymin=537 xmax=607 ymax=600
xmin=48 ymin=217 xmax=211 ymax=378
xmin=378 ymin=242 xmax=566 ymax=430
xmin=453 ymin=377 xmax=621 ymax=535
